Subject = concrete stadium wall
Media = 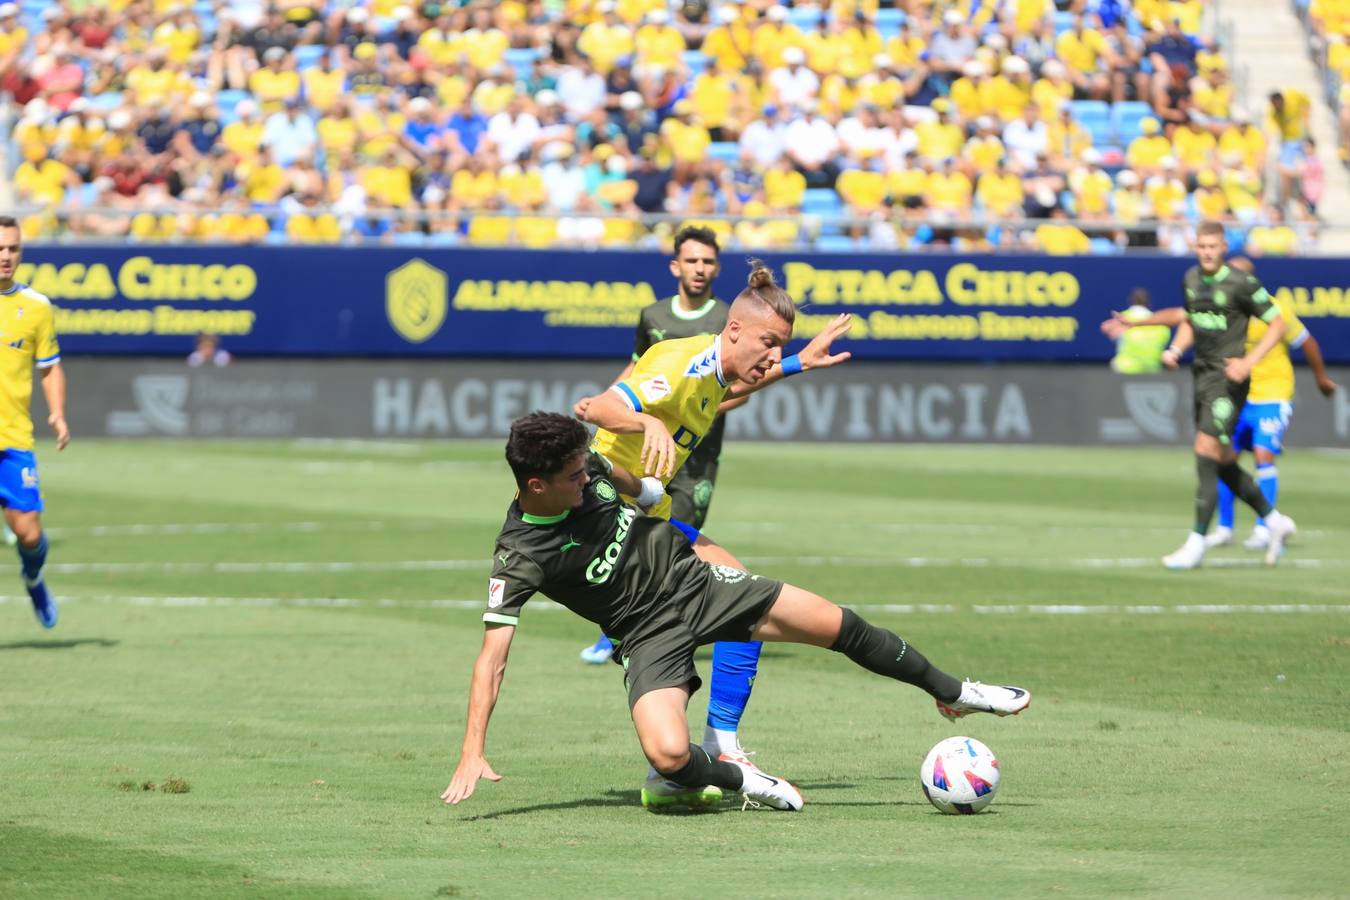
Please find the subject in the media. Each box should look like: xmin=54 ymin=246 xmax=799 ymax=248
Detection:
xmin=54 ymin=359 xmax=1350 ymax=448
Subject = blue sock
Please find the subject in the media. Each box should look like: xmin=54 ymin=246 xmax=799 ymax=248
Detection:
xmin=593 ymin=633 xmax=612 ymax=652
xmin=1256 ymin=463 xmax=1278 ymax=527
xmin=1217 ymin=481 xmax=1235 ymax=530
xmin=707 ymin=640 xmax=763 ymax=732
xmin=18 ymin=532 xmax=47 ymax=582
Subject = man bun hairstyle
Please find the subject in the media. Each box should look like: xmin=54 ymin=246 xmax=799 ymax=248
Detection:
xmin=505 ymin=411 xmax=591 ymax=490
xmin=734 ymin=259 xmax=796 ymax=326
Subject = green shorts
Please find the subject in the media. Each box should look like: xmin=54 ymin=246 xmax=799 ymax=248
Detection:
xmin=618 ymin=563 xmax=783 ymax=710
xmin=667 ymin=452 xmax=719 ymax=529
xmin=1193 ymin=368 xmax=1249 ymax=443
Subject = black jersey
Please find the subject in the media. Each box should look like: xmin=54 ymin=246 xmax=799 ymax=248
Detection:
xmin=1181 ymin=264 xmax=1281 ymax=373
xmin=484 ymin=470 xmax=716 ymax=645
xmin=632 ymin=295 xmax=731 ymax=465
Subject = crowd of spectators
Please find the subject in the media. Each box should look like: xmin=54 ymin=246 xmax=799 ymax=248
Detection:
xmin=0 ymin=0 xmax=1320 ymax=254
xmin=1295 ymin=0 xmax=1350 ymax=168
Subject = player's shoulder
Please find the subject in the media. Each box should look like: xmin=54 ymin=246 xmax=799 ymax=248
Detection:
xmin=10 ymin=284 xmax=53 ymax=306
xmin=637 ymin=333 xmax=709 ymax=368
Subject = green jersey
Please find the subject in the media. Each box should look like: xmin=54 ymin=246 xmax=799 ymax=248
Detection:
xmin=484 ymin=462 xmax=717 ymax=645
xmin=633 ymin=295 xmax=730 ymax=466
xmin=1181 ymin=264 xmax=1281 ymax=374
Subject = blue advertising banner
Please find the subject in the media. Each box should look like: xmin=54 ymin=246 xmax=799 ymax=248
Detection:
xmin=16 ymin=246 xmax=1350 ymax=362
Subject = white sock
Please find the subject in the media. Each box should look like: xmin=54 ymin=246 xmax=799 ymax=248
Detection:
xmin=702 ymin=725 xmax=741 ymax=755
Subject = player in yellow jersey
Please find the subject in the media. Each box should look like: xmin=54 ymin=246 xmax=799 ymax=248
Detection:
xmin=0 ymin=217 xmax=68 ymax=628
xmin=579 ymin=264 xmax=853 ymax=809
xmin=1207 ymin=257 xmax=1338 ymax=552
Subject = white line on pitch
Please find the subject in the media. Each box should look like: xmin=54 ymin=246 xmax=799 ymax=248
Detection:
xmin=21 ymin=555 xmax=1341 ymax=575
xmin=0 ymin=596 xmax=1345 ymax=615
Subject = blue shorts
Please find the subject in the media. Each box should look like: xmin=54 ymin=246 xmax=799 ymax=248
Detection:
xmin=0 ymin=449 xmax=43 ymax=512
xmin=670 ymin=518 xmax=701 ymax=545
xmin=1234 ymin=402 xmax=1293 ymax=455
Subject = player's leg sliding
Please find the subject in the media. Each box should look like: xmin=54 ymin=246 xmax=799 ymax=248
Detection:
xmin=827 ymin=607 xmax=1030 ymax=720
xmin=701 ymin=640 xmax=763 ymax=763
xmin=646 ymin=744 xmax=801 ymax=812
xmin=17 ymin=531 xmax=55 ymax=628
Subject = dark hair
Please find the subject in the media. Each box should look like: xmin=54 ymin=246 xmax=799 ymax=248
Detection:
xmin=732 ymin=260 xmax=796 ymax=326
xmin=1128 ymin=288 xmax=1151 ymax=308
xmin=1196 ymin=221 xmax=1225 ymax=239
xmin=505 ymin=411 xmax=591 ymax=490
xmin=672 ymin=225 xmax=720 ymax=258
xmin=0 ymin=215 xmax=18 ymax=231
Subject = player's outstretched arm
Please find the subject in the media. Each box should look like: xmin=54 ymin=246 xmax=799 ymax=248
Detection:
xmin=1298 ymin=334 xmax=1340 ymax=397
xmin=573 ymin=360 xmax=639 ymax=419
xmin=1100 ymin=306 xmax=1186 ymax=339
xmin=725 ymin=313 xmax=855 ymax=399
xmin=577 ymin=390 xmax=678 ymax=479
xmin=40 ymin=363 xmax=69 ymax=451
xmin=602 ymin=456 xmax=666 ymax=510
xmin=442 ymin=624 xmax=515 ymax=805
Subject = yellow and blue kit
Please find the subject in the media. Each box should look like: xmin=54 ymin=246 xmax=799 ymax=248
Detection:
xmin=0 ymin=282 xmax=60 ymax=513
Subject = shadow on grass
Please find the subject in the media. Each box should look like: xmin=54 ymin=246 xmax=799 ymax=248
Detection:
xmin=0 ymin=638 xmax=119 ymax=652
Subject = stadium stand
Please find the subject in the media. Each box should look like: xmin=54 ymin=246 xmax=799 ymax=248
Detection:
xmin=0 ymin=0 xmax=1322 ymax=252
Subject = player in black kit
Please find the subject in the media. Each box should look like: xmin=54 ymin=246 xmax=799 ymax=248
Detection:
xmin=442 ymin=413 xmax=1031 ymax=813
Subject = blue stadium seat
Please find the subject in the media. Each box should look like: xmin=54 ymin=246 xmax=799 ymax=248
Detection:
xmin=503 ymin=47 xmax=540 ymax=79
xmin=294 ymin=45 xmax=328 ymax=71
xmin=1089 ymin=237 xmax=1119 ymax=255
xmin=1053 ymin=10 xmax=1077 ymax=34
xmin=1070 ymin=100 xmax=1112 ymax=147
xmin=873 ymin=7 xmax=905 ymax=39
xmin=682 ymin=50 xmax=709 ymax=80
xmin=89 ymin=91 xmax=124 ymax=112
xmin=705 ymin=141 xmax=739 ymax=165
xmin=788 ymin=6 xmax=824 ymax=30
xmin=1111 ymin=100 xmax=1153 ymax=146
xmin=216 ymin=89 xmax=250 ymax=114
xmin=802 ymin=188 xmax=843 ymax=217
xmin=815 ymin=234 xmax=859 ymax=252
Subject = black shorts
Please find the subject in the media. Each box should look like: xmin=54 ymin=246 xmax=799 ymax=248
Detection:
xmin=1193 ymin=368 xmax=1249 ymax=442
xmin=667 ymin=453 xmax=719 ymax=528
xmin=618 ymin=564 xmax=783 ymax=710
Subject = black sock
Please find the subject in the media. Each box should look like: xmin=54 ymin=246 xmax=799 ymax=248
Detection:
xmin=658 ymin=744 xmax=744 ymax=791
xmin=1217 ymin=461 xmax=1274 ymax=518
xmin=829 ymin=608 xmax=962 ymax=703
xmin=1194 ymin=455 xmax=1220 ymax=533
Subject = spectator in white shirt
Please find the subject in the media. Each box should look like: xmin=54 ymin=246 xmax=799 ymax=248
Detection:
xmin=784 ymin=101 xmax=841 ymax=187
xmin=556 ymin=57 xmax=607 ymax=121
xmin=1002 ymin=103 xmax=1049 ymax=172
xmin=739 ymin=104 xmax=790 ymax=167
xmin=768 ymin=46 xmax=820 ymax=110
xmin=486 ymin=95 xmax=541 ymax=164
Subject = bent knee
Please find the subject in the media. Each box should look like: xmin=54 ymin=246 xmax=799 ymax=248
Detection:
xmin=646 ymin=742 xmax=692 ymax=776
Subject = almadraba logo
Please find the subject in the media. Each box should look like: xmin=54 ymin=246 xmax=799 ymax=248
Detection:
xmin=386 ymin=258 xmax=448 ymax=344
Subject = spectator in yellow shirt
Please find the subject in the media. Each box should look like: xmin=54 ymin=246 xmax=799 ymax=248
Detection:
xmin=837 ymin=166 xmax=887 ymax=215
xmin=635 ymin=8 xmax=685 ymax=73
xmin=1031 ymin=59 xmax=1075 ymax=121
xmin=303 ymin=52 xmax=346 ymax=114
xmin=703 ymin=5 xmax=753 ymax=71
xmin=1126 ymin=116 xmax=1171 ymax=174
xmin=1068 ymin=148 xmax=1114 ymax=219
xmin=1033 ymin=208 xmax=1091 ymax=254
xmin=764 ymin=157 xmax=807 ymax=210
xmin=1145 ymin=159 xmax=1187 ymax=220
xmin=239 ymin=148 xmax=288 ymax=204
xmin=1218 ymin=110 xmax=1267 ymax=172
xmin=14 ymin=145 xmax=77 ymax=207
xmin=1055 ymin=14 xmax=1112 ymax=99
xmin=363 ymin=149 xmax=415 ymax=208
xmin=926 ymin=157 xmax=973 ymax=215
xmin=1192 ymin=169 xmax=1229 ymax=221
xmin=1045 ymin=103 xmax=1092 ymax=171
xmin=1245 ymin=206 xmax=1300 ymax=256
xmin=751 ymin=5 xmax=805 ymax=72
xmin=915 ymin=100 xmax=965 ymax=163
xmin=577 ymin=2 xmax=634 ymax=74
xmin=976 ymin=158 xmax=1025 ymax=218
xmin=462 ymin=7 xmax=509 ymax=72
xmin=964 ymin=117 xmax=1007 ymax=177
xmin=250 ymin=47 xmax=303 ymax=114
xmin=221 ymin=100 xmax=265 ymax=161
xmin=1171 ymin=119 xmax=1216 ymax=176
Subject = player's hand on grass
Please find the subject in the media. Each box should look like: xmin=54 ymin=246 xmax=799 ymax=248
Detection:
xmin=1224 ymin=356 xmax=1252 ymax=383
xmin=1317 ymin=376 xmax=1339 ymax=397
xmin=442 ymin=755 xmax=501 ymax=805
xmin=798 ymin=313 xmax=854 ymax=371
xmin=48 ymin=413 xmax=69 ymax=451
xmin=639 ymin=415 xmax=676 ymax=479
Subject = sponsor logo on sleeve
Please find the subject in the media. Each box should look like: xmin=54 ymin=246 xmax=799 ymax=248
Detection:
xmin=488 ymin=577 xmax=506 ymax=608
xmin=639 ymin=374 xmax=672 ymax=403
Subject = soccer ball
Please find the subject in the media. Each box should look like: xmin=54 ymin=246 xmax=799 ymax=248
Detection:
xmin=920 ymin=736 xmax=1001 ymax=815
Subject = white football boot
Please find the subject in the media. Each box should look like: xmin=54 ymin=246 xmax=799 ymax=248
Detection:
xmin=1204 ymin=526 xmax=1233 ymax=548
xmin=719 ymin=754 xmax=803 ymax=811
xmin=936 ymin=680 xmax=1031 ymax=720
xmin=1242 ymin=524 xmax=1271 ymax=551
xmin=1163 ymin=532 xmax=1206 ymax=570
xmin=1264 ymin=513 xmax=1297 ymax=567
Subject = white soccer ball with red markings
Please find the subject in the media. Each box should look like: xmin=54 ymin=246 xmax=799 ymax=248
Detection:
xmin=920 ymin=736 xmax=1001 ymax=815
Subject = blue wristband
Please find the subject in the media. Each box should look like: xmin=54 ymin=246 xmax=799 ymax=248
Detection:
xmin=781 ymin=354 xmax=803 ymax=377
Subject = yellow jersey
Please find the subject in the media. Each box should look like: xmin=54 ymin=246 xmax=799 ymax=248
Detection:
xmin=591 ymin=334 xmax=727 ymax=521
xmin=0 ymin=283 xmax=61 ymax=451
xmin=1247 ymin=299 xmax=1307 ymax=404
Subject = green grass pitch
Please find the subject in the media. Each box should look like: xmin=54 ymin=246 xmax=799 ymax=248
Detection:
xmin=1 ymin=440 xmax=1346 ymax=898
